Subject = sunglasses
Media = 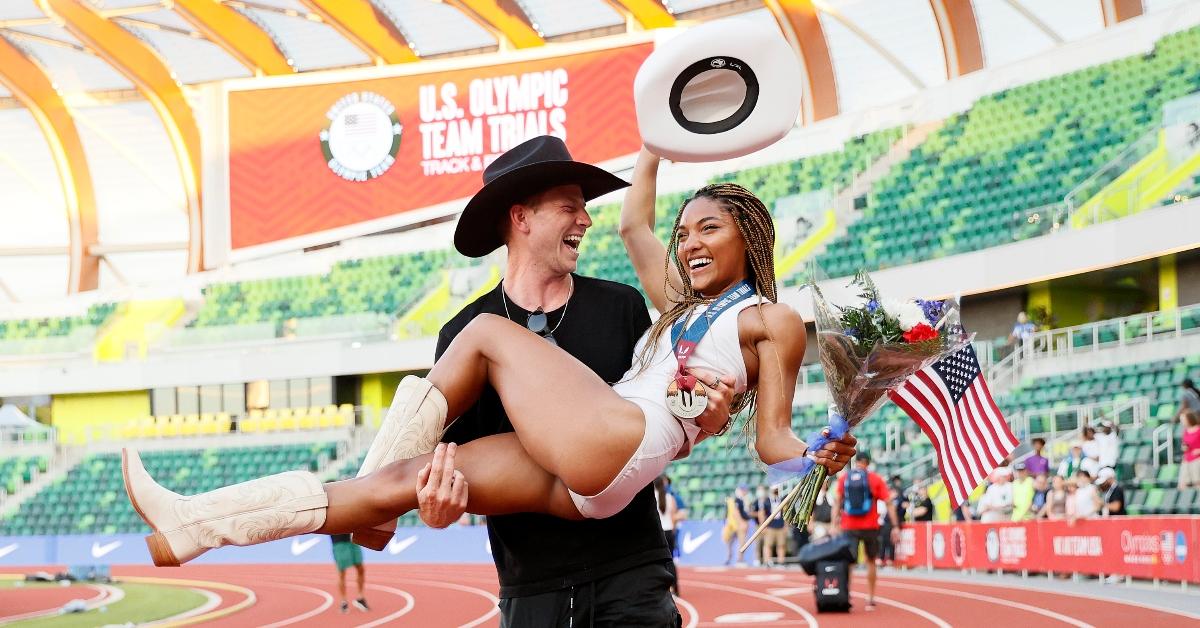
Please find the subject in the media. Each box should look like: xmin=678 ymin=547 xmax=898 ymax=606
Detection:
xmin=526 ymin=308 xmax=558 ymax=346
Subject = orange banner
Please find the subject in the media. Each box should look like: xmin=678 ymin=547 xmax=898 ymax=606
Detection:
xmin=227 ymin=43 xmax=653 ymax=250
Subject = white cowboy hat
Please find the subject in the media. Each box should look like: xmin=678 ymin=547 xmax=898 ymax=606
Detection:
xmin=633 ymin=17 xmax=802 ymax=162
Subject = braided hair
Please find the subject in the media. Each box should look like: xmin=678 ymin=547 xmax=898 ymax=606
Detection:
xmin=635 ymin=182 xmax=779 ymax=433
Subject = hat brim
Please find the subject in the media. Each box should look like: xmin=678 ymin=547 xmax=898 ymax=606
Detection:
xmin=454 ymin=160 xmax=630 ymax=257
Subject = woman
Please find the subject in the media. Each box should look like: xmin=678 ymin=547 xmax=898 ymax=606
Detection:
xmin=1179 ymin=410 xmax=1200 ymax=489
xmin=653 ymin=475 xmax=679 ymax=595
xmin=123 ymin=147 xmax=856 ymax=567
xmin=1042 ymin=474 xmax=1069 ymax=520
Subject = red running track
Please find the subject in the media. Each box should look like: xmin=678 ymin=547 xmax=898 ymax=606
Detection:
xmin=97 ymin=563 xmax=1200 ymax=627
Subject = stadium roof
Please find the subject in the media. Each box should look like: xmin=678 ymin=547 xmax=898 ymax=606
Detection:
xmin=0 ymin=0 xmax=1188 ymax=301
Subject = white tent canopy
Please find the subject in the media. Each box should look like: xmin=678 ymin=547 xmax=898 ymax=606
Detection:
xmin=0 ymin=403 xmax=46 ymax=430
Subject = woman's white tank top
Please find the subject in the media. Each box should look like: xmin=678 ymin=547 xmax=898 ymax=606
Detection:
xmin=612 ymin=297 xmax=760 ymax=456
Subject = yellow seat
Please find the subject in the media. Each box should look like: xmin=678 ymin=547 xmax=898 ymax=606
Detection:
xmin=331 ymin=413 xmax=348 ymax=428
xmin=262 ymin=408 xmax=280 ymax=432
xmin=182 ymin=414 xmax=201 ymax=436
xmin=318 ymin=412 xmax=334 ymax=429
xmin=249 ymin=408 xmax=264 ymax=421
xmin=240 ymin=415 xmax=261 ymax=433
xmin=166 ymin=415 xmax=185 ymax=437
xmin=198 ymin=414 xmax=217 ymax=435
xmin=216 ymin=412 xmax=232 ymax=433
xmin=299 ymin=412 xmax=316 ymax=430
xmin=137 ymin=417 xmax=157 ymax=438
xmin=280 ymin=409 xmax=299 ymax=431
xmin=153 ymin=415 xmax=172 ymax=438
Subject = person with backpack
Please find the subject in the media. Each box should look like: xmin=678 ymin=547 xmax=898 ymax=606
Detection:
xmin=831 ymin=451 xmax=900 ymax=612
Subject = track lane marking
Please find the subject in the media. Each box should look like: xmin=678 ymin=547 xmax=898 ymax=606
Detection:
xmin=878 ymin=580 xmax=1094 ymax=627
xmin=355 ymin=584 xmax=416 ymax=628
xmin=257 ymin=582 xmax=334 ymax=628
xmin=685 ymin=581 xmax=817 ymax=628
xmin=675 ymin=594 xmax=700 ymax=628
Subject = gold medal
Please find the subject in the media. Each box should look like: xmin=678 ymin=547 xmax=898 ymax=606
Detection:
xmin=666 ymin=378 xmax=708 ymax=420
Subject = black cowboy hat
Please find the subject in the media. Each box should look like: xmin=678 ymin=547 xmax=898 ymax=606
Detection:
xmin=453 ymin=135 xmax=630 ymax=257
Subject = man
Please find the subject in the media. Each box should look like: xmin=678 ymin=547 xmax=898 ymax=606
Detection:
xmin=723 ymin=485 xmax=752 ymax=566
xmin=1011 ymin=462 xmax=1035 ymax=521
xmin=1071 ymin=469 xmax=1101 ymax=522
xmin=911 ymin=484 xmax=934 ymax=522
xmin=977 ymin=467 xmax=1014 ymax=523
xmin=1010 ymin=312 xmax=1035 ymax=345
xmin=1056 ymin=443 xmax=1095 ymax=478
xmin=330 ymin=534 xmax=369 ymax=614
xmin=753 ymin=485 xmax=787 ymax=566
xmin=412 ymin=136 xmax=854 ymax=625
xmin=832 ymin=452 xmax=899 ymax=612
xmin=1094 ymin=421 xmax=1120 ymax=470
xmin=1030 ymin=474 xmax=1050 ymax=518
xmin=1095 ymin=467 xmax=1124 ymax=517
xmin=1025 ymin=437 xmax=1050 ymax=477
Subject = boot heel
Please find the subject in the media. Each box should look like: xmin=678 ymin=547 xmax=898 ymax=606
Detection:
xmin=351 ymin=526 xmax=394 ymax=551
xmin=146 ymin=532 xmax=180 ymax=567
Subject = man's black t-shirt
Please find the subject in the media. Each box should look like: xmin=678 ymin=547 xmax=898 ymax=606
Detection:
xmin=1103 ymin=484 xmax=1125 ymax=516
xmin=437 ymin=274 xmax=671 ymax=598
xmin=913 ymin=497 xmax=934 ymax=522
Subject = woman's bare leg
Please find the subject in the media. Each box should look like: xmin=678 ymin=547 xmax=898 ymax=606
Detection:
xmin=317 ymin=434 xmax=584 ymax=534
xmin=428 ymin=314 xmax=644 ymax=496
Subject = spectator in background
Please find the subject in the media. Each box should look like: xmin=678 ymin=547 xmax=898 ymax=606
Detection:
xmin=1080 ymin=427 xmax=1101 ymax=465
xmin=1094 ymin=421 xmax=1120 ymax=470
xmin=1011 ymin=462 xmax=1035 ymax=520
xmin=751 ymin=485 xmax=771 ymax=565
xmin=1070 ymin=469 xmax=1101 ymax=522
xmin=653 ymin=476 xmax=680 ymax=595
xmin=1178 ymin=379 xmax=1200 ymax=419
xmin=1025 ymin=437 xmax=1050 ymax=476
xmin=1010 ymin=311 xmax=1036 ymax=345
xmin=977 ymin=468 xmax=1015 ymax=523
xmin=1180 ymin=411 xmax=1200 ymax=489
xmin=808 ymin=478 xmax=835 ymax=540
xmin=722 ymin=485 xmax=752 ymax=566
xmin=756 ymin=486 xmax=788 ymax=567
xmin=1043 ymin=474 xmax=1069 ymax=520
xmin=912 ymin=484 xmax=934 ymax=522
xmin=330 ymin=534 xmax=369 ymax=613
xmin=831 ymin=452 xmax=901 ymax=612
xmin=1095 ymin=468 xmax=1124 ymax=516
xmin=1030 ymin=474 xmax=1050 ymax=518
xmin=1057 ymin=443 xmax=1098 ymax=478
xmin=664 ymin=475 xmax=689 ymax=526
xmin=879 ymin=476 xmax=908 ymax=565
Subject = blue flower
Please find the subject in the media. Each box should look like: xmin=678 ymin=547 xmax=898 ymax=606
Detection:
xmin=917 ymin=299 xmax=944 ymax=324
xmin=843 ymin=327 xmax=859 ymax=339
xmin=866 ymin=299 xmax=879 ymax=313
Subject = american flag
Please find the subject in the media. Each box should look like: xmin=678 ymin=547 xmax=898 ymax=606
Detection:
xmin=888 ymin=344 xmax=1019 ymax=509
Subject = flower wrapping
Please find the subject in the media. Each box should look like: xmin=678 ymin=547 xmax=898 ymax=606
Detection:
xmin=770 ymin=271 xmax=971 ymax=527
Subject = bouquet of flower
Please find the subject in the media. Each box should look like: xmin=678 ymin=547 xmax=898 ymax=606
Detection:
xmin=770 ymin=271 xmax=971 ymax=527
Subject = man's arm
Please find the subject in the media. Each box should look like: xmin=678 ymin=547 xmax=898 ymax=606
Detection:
xmin=419 ymin=326 xmax=470 ymax=527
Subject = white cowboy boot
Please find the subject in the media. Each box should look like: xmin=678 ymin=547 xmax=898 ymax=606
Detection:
xmin=351 ymin=376 xmax=448 ymax=550
xmin=123 ymin=448 xmax=328 ymax=567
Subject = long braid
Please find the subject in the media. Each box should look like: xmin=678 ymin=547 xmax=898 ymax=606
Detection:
xmin=634 ymin=183 xmax=780 ymax=440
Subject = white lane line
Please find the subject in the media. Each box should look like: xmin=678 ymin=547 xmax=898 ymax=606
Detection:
xmin=891 ymin=573 xmax=1200 ymax=621
xmin=880 ymin=580 xmax=1094 ymax=627
xmin=674 ymin=594 xmax=700 ymax=628
xmin=355 ymin=585 xmax=416 ymax=628
xmin=685 ymin=581 xmax=818 ymax=628
xmin=143 ymin=587 xmax=222 ymax=626
xmin=258 ymin=583 xmax=334 ymax=628
xmin=393 ymin=578 xmax=500 ymax=628
xmin=850 ymin=592 xmax=951 ymax=627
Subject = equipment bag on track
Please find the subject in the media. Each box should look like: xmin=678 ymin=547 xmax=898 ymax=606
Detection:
xmin=813 ymin=559 xmax=851 ymax=613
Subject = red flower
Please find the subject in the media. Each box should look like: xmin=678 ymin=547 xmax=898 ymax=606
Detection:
xmin=902 ymin=322 xmax=938 ymax=343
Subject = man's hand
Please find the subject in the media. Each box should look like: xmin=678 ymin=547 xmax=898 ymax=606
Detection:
xmin=810 ymin=431 xmax=858 ymax=474
xmin=416 ymin=443 xmax=468 ymax=529
xmin=890 ymin=527 xmax=901 ymax=544
xmin=690 ymin=368 xmax=736 ymax=436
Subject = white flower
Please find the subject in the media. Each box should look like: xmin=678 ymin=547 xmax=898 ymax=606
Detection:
xmin=895 ymin=301 xmax=927 ymax=332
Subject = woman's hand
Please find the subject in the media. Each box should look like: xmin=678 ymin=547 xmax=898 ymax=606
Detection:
xmin=809 ymin=430 xmax=858 ymax=474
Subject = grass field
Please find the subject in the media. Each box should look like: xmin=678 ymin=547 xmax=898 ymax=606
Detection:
xmin=1 ymin=580 xmax=206 ymax=627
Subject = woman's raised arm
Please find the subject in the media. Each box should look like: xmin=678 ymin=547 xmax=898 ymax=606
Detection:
xmin=619 ymin=146 xmax=685 ymax=314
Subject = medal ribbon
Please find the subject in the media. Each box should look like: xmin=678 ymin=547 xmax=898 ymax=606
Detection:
xmin=669 ymin=281 xmax=755 ymax=390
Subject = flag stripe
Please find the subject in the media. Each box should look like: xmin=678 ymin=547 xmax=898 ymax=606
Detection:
xmin=894 ymin=380 xmax=970 ymax=504
xmin=889 ymin=388 xmax=968 ymax=506
xmin=922 ymin=371 xmax=988 ymax=489
xmin=890 ymin=344 xmax=1018 ymax=511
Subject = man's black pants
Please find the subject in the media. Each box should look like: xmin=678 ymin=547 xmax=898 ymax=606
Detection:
xmin=498 ymin=561 xmax=681 ymax=627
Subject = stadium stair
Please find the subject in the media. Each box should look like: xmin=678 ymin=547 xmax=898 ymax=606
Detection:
xmin=93 ymin=299 xmax=186 ymax=362
xmin=1071 ymin=128 xmax=1200 ymax=227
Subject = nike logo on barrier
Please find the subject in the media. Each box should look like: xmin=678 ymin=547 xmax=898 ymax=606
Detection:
xmin=387 ymin=535 xmax=418 ymax=555
xmin=0 ymin=543 xmax=19 ymax=559
xmin=291 ymin=537 xmax=322 ymax=556
xmin=91 ymin=541 xmax=122 ymax=558
xmin=681 ymin=531 xmax=713 ymax=555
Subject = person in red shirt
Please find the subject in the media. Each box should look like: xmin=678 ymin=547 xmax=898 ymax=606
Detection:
xmin=831 ymin=451 xmax=900 ymax=612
